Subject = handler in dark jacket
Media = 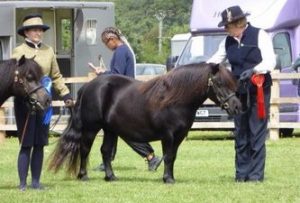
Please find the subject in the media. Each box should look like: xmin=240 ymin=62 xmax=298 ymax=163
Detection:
xmin=12 ymin=14 xmax=73 ymax=191
xmin=89 ymin=27 xmax=162 ymax=172
xmin=207 ymin=6 xmax=276 ymax=182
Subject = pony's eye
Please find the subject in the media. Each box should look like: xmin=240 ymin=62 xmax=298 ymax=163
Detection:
xmin=26 ymin=74 xmax=34 ymax=81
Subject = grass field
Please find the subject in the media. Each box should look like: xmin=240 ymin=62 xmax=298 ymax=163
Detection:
xmin=0 ymin=131 xmax=300 ymax=203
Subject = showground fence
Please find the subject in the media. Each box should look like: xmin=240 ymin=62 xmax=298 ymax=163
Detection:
xmin=1 ymin=70 xmax=300 ymax=140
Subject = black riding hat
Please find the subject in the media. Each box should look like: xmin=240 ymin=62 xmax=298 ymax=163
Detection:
xmin=17 ymin=14 xmax=50 ymax=37
xmin=218 ymin=6 xmax=250 ymax=27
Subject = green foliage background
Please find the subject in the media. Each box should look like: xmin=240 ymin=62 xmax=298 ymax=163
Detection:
xmin=86 ymin=0 xmax=192 ymax=63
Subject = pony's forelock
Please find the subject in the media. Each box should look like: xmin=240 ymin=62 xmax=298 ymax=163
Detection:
xmin=18 ymin=58 xmax=43 ymax=80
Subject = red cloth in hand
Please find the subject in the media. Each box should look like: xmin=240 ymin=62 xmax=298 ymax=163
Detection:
xmin=251 ymin=74 xmax=265 ymax=119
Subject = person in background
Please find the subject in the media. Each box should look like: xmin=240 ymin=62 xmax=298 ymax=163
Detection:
xmin=89 ymin=27 xmax=162 ymax=172
xmin=12 ymin=14 xmax=74 ymax=191
xmin=207 ymin=6 xmax=276 ymax=182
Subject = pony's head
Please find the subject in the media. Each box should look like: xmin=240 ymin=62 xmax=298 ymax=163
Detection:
xmin=207 ymin=63 xmax=242 ymax=115
xmin=13 ymin=55 xmax=51 ymax=111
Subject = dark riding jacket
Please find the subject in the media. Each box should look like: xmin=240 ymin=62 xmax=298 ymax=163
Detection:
xmin=225 ymin=24 xmax=272 ymax=93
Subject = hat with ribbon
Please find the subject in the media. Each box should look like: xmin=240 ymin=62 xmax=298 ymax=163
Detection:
xmin=218 ymin=6 xmax=250 ymax=27
xmin=17 ymin=14 xmax=50 ymax=37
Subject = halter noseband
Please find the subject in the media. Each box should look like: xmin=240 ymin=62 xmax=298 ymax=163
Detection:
xmin=14 ymin=70 xmax=44 ymax=110
xmin=207 ymin=75 xmax=236 ymax=110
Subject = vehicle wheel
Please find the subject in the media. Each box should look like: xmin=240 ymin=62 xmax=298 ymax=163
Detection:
xmin=279 ymin=128 xmax=294 ymax=137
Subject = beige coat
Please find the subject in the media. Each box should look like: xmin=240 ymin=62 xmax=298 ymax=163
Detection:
xmin=12 ymin=43 xmax=70 ymax=97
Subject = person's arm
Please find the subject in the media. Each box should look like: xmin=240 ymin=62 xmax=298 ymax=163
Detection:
xmin=49 ymin=48 xmax=73 ymax=106
xmin=51 ymin=54 xmax=70 ymax=96
xmin=109 ymin=47 xmax=127 ymax=75
xmin=253 ymin=30 xmax=276 ymax=74
xmin=88 ymin=62 xmax=106 ymax=75
xmin=206 ymin=38 xmax=227 ymax=64
xmin=90 ymin=48 xmax=127 ymax=75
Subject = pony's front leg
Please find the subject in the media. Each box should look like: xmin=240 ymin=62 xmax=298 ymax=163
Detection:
xmin=77 ymin=130 xmax=98 ymax=181
xmin=101 ymin=130 xmax=117 ymax=181
xmin=161 ymin=134 xmax=175 ymax=184
xmin=161 ymin=131 xmax=187 ymax=184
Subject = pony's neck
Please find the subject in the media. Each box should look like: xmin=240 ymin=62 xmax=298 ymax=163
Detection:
xmin=166 ymin=65 xmax=211 ymax=107
xmin=0 ymin=60 xmax=16 ymax=106
xmin=186 ymin=66 xmax=211 ymax=106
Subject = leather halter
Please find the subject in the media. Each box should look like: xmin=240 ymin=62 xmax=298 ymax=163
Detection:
xmin=207 ymin=76 xmax=236 ymax=110
xmin=14 ymin=70 xmax=44 ymax=110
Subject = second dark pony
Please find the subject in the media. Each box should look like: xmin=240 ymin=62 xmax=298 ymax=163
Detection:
xmin=49 ymin=63 xmax=242 ymax=183
xmin=0 ymin=56 xmax=50 ymax=110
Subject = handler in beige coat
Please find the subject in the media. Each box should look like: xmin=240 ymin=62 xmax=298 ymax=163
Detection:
xmin=12 ymin=14 xmax=73 ymax=191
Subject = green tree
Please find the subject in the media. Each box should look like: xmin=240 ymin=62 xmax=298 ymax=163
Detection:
xmin=83 ymin=0 xmax=192 ymax=63
xmin=108 ymin=0 xmax=192 ymax=63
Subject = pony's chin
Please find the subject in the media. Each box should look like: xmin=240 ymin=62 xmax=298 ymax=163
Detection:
xmin=227 ymin=107 xmax=242 ymax=116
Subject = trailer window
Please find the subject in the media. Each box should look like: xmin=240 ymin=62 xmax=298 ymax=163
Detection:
xmin=273 ymin=32 xmax=292 ymax=68
xmin=61 ymin=19 xmax=72 ymax=53
xmin=176 ymin=34 xmax=226 ymax=66
xmin=86 ymin=19 xmax=97 ymax=45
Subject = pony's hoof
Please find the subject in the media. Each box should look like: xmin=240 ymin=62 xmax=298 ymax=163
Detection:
xmin=77 ymin=174 xmax=89 ymax=181
xmin=104 ymin=175 xmax=117 ymax=182
xmin=163 ymin=177 xmax=175 ymax=184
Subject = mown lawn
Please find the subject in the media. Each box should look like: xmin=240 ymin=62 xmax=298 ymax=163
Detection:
xmin=0 ymin=131 xmax=300 ymax=203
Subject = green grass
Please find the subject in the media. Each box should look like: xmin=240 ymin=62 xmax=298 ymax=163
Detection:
xmin=0 ymin=131 xmax=300 ymax=203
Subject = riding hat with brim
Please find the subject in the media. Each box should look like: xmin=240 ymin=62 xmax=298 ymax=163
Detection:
xmin=218 ymin=6 xmax=250 ymax=27
xmin=17 ymin=15 xmax=50 ymax=37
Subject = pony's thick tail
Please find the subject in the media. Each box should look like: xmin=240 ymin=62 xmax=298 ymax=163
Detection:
xmin=48 ymin=94 xmax=83 ymax=176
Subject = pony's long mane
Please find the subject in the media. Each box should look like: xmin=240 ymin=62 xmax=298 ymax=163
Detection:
xmin=19 ymin=58 xmax=44 ymax=80
xmin=138 ymin=63 xmax=212 ymax=108
xmin=212 ymin=63 xmax=237 ymax=92
xmin=138 ymin=63 xmax=237 ymax=108
xmin=0 ymin=58 xmax=44 ymax=106
xmin=0 ymin=58 xmax=43 ymax=83
xmin=0 ymin=59 xmax=18 ymax=88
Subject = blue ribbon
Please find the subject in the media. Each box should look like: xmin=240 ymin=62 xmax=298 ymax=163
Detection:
xmin=41 ymin=76 xmax=53 ymax=125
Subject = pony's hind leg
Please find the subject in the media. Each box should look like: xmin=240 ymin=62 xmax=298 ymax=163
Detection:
xmin=101 ymin=130 xmax=118 ymax=181
xmin=77 ymin=129 xmax=98 ymax=181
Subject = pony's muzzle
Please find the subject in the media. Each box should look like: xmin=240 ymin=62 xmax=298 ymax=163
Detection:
xmin=29 ymin=93 xmax=51 ymax=111
xmin=227 ymin=97 xmax=242 ymax=115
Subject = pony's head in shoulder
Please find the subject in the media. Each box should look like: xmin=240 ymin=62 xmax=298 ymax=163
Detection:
xmin=207 ymin=62 xmax=241 ymax=115
xmin=16 ymin=55 xmax=44 ymax=80
xmin=137 ymin=62 xmax=241 ymax=115
xmin=0 ymin=55 xmax=50 ymax=110
xmin=208 ymin=62 xmax=238 ymax=92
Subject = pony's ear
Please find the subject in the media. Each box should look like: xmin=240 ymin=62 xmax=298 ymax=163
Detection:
xmin=17 ymin=55 xmax=26 ymax=66
xmin=209 ymin=63 xmax=220 ymax=75
xmin=31 ymin=55 xmax=36 ymax=60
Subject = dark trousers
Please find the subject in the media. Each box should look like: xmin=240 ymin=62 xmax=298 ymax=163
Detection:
xmin=14 ymin=97 xmax=48 ymax=187
xmin=108 ymin=138 xmax=154 ymax=161
xmin=234 ymin=86 xmax=271 ymax=181
xmin=18 ymin=146 xmax=44 ymax=187
xmin=14 ymin=97 xmax=49 ymax=147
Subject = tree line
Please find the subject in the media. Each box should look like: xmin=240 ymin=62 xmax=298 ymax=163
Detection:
xmin=98 ymin=0 xmax=193 ymax=64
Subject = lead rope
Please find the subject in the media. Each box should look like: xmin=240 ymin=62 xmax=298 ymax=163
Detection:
xmin=20 ymin=111 xmax=31 ymax=146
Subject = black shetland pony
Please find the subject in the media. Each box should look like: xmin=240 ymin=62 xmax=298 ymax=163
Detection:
xmin=49 ymin=63 xmax=242 ymax=184
xmin=0 ymin=56 xmax=50 ymax=110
